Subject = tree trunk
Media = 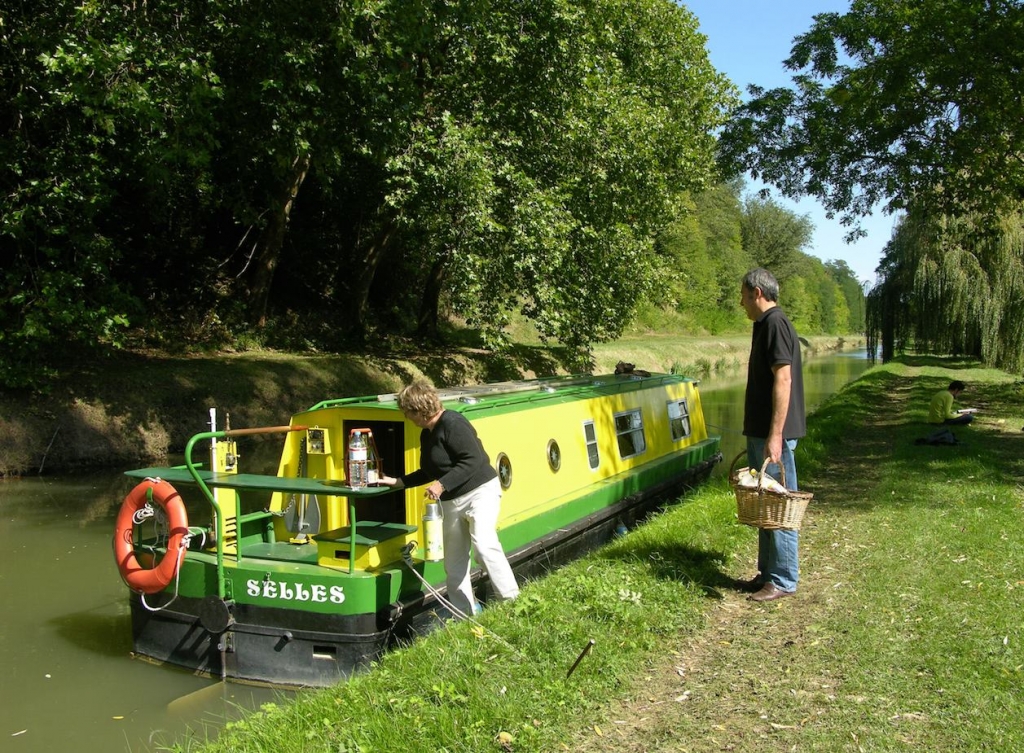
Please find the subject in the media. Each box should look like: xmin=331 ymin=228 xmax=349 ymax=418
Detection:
xmin=246 ymin=152 xmax=311 ymax=326
xmin=415 ymin=256 xmax=447 ymax=340
xmin=346 ymin=221 xmax=396 ymax=340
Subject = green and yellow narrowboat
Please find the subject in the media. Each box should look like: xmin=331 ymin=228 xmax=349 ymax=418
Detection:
xmin=113 ymin=371 xmax=721 ymax=686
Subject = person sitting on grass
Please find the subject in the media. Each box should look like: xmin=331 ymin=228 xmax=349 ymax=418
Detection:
xmin=928 ymin=380 xmax=975 ymax=426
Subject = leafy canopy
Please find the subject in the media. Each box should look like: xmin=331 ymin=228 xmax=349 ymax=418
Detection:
xmin=719 ymin=0 xmax=1024 ymax=234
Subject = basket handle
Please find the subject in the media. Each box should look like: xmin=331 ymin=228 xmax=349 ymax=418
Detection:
xmin=731 ymin=450 xmax=789 ymax=491
xmin=757 ymin=457 xmax=787 ymax=490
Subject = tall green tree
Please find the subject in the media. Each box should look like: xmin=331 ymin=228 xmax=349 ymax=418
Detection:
xmin=694 ymin=180 xmax=751 ymax=316
xmin=0 ymin=1 xmax=221 ymax=384
xmin=656 ymin=196 xmax=722 ymax=325
xmin=739 ymin=195 xmax=813 ymax=282
xmin=780 ymin=275 xmax=819 ymax=333
xmin=200 ymin=0 xmax=362 ymax=327
xmin=826 ymin=259 xmax=865 ymax=332
xmin=718 ymin=0 xmax=1024 ymax=367
xmin=1 ymin=0 xmax=736 ymax=384
xmin=214 ymin=0 xmax=735 ymax=349
xmin=719 ymin=0 xmax=1024 ymax=230
xmin=368 ymin=0 xmax=737 ymax=351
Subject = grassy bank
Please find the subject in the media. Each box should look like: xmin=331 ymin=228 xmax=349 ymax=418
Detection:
xmin=0 ymin=334 xmax=856 ymax=475
xmin=165 ymin=355 xmax=1023 ymax=753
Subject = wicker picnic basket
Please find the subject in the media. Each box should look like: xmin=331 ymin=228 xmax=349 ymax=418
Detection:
xmin=729 ymin=451 xmax=813 ymax=530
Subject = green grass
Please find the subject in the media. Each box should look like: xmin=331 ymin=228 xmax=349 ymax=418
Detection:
xmin=165 ymin=355 xmax=1024 ymax=753
xmin=165 ymin=487 xmax=728 ymax=752
xmin=796 ymin=390 xmax=1024 ymax=750
xmin=603 ymin=357 xmax=1024 ymax=753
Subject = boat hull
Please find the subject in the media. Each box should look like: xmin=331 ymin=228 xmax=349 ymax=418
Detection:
xmin=505 ymin=450 xmax=720 ymax=582
xmin=130 ymin=593 xmax=389 ymax=686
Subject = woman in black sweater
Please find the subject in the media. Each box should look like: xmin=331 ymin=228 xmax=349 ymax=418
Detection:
xmin=378 ymin=379 xmax=519 ymax=617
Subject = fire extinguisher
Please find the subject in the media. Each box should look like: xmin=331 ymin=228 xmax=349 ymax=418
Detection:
xmin=422 ymin=502 xmax=443 ymax=561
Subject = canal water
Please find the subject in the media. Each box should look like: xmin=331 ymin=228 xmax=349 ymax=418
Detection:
xmin=704 ymin=347 xmax=876 ymax=475
xmin=0 ymin=348 xmax=873 ymax=752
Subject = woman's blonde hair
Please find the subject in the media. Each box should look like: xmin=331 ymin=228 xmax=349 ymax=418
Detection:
xmin=396 ymin=379 xmax=443 ymax=420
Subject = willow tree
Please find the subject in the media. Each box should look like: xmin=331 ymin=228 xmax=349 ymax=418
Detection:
xmin=872 ymin=208 xmax=1024 ymax=371
xmin=867 ymin=216 xmax=919 ymax=361
xmin=925 ymin=212 xmax=1024 ymax=370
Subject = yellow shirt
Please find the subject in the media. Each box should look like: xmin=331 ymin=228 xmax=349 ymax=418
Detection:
xmin=928 ymin=389 xmax=955 ymax=424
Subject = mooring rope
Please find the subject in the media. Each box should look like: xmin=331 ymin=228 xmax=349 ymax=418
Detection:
xmin=705 ymin=421 xmax=745 ymax=436
xmin=399 ymin=543 xmax=525 ymax=660
xmin=132 ymin=504 xmax=155 ymax=525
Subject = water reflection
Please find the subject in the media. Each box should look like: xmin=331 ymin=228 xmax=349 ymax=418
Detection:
xmin=0 ymin=475 xmax=288 ymax=753
xmin=701 ymin=348 xmax=874 ymax=474
xmin=0 ymin=348 xmax=870 ymax=752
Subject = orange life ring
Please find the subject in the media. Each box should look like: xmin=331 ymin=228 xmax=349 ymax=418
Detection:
xmin=113 ymin=479 xmax=189 ymax=594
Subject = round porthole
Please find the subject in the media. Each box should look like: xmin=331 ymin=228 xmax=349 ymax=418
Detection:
xmin=496 ymin=453 xmax=512 ymax=490
xmin=546 ymin=439 xmax=561 ymax=472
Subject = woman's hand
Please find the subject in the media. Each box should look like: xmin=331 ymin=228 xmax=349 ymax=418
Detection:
xmin=374 ymin=475 xmax=399 ymax=487
xmin=425 ymin=481 xmax=444 ymax=500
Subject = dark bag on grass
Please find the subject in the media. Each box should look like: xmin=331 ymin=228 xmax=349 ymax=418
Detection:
xmin=914 ymin=428 xmax=959 ymax=446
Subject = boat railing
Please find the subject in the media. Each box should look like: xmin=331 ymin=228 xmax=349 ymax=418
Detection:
xmin=455 ymin=373 xmax=691 ymax=413
xmin=434 ymin=372 xmax=690 ymax=404
xmin=182 ymin=426 xmax=303 ymax=599
xmin=305 ymin=373 xmax=689 ymax=413
xmin=174 ymin=425 xmax=387 ymax=597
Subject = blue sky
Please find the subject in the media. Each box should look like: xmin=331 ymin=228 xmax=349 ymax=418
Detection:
xmin=683 ymin=0 xmax=897 ymax=285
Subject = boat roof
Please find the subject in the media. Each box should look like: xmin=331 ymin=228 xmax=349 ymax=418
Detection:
xmin=300 ymin=372 xmax=698 ymax=419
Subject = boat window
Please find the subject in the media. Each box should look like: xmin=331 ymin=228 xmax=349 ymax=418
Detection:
xmin=583 ymin=421 xmax=600 ymax=470
xmin=614 ymin=409 xmax=646 ymax=459
xmin=546 ymin=439 xmax=561 ymax=472
xmin=496 ymin=452 xmax=512 ymax=490
xmin=667 ymin=398 xmax=691 ymax=441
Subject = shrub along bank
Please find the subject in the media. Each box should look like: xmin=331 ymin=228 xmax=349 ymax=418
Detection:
xmin=168 ymin=355 xmax=1024 ymax=753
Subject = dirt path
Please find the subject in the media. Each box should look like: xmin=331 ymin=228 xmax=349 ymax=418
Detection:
xmin=573 ymin=380 xmax=903 ymax=752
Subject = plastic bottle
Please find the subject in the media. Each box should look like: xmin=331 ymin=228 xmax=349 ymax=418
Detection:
xmin=348 ymin=430 xmax=368 ymax=489
xmin=422 ymin=502 xmax=443 ymax=561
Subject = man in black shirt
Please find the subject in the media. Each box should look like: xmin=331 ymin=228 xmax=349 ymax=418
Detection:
xmin=739 ymin=268 xmax=806 ymax=602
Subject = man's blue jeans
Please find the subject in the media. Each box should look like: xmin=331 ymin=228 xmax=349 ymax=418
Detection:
xmin=746 ymin=437 xmax=799 ymax=592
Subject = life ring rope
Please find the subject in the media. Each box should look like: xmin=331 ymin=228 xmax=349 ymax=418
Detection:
xmin=132 ymin=504 xmax=155 ymax=526
xmin=138 ymin=528 xmax=208 ymax=613
xmin=138 ymin=538 xmax=189 ymax=612
xmin=113 ymin=479 xmax=191 ymax=598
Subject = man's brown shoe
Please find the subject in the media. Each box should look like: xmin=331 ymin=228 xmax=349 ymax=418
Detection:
xmin=747 ymin=583 xmax=794 ymax=602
